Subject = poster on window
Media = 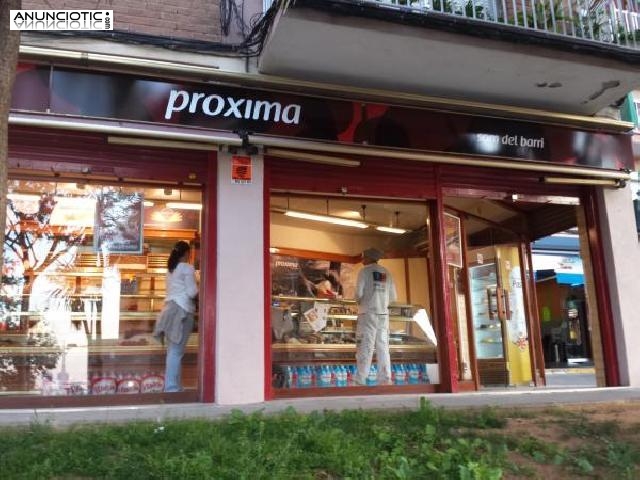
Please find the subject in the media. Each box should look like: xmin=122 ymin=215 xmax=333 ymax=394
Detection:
xmin=143 ymin=205 xmax=200 ymax=230
xmin=270 ymin=254 xmax=357 ymax=300
xmin=93 ymin=191 xmax=144 ymax=253
xmin=444 ymin=213 xmax=463 ymax=268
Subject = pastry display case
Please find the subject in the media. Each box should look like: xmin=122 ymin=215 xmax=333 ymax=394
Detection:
xmin=1 ymin=179 xmax=201 ymax=398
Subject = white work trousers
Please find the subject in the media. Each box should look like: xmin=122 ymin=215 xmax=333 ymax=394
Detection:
xmin=355 ymin=312 xmax=391 ymax=385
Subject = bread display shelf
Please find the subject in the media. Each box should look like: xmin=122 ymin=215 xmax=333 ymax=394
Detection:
xmin=2 ymin=311 xmax=177 ymax=321
xmin=0 ymin=336 xmax=198 ymax=356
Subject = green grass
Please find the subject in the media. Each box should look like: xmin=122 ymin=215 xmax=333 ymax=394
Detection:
xmin=0 ymin=399 xmax=639 ymax=479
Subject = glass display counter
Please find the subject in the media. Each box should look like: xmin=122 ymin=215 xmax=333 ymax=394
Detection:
xmin=270 ymin=296 xmax=438 ymax=391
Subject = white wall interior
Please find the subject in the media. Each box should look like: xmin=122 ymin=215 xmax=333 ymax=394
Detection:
xmin=597 ymin=185 xmax=640 ymax=386
xmin=216 ymin=150 xmax=265 ymax=404
xmin=270 ymin=222 xmax=388 ymax=255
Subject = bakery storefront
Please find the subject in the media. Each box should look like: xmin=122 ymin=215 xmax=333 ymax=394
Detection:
xmin=3 ymin=61 xmax=633 ymax=406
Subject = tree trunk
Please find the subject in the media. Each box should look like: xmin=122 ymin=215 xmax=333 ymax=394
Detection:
xmin=0 ymin=1 xmax=22 ymax=276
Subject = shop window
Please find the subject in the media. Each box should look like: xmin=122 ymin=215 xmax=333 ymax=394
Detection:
xmin=1 ymin=180 xmax=202 ymax=397
xmin=269 ymin=195 xmax=439 ymax=394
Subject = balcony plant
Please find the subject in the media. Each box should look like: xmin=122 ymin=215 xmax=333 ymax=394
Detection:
xmin=515 ymin=0 xmax=567 ymax=32
xmin=572 ymin=0 xmax=614 ymax=41
xmin=432 ymin=0 xmax=490 ymax=20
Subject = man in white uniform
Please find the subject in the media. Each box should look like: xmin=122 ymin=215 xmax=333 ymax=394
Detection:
xmin=354 ymin=248 xmax=397 ymax=386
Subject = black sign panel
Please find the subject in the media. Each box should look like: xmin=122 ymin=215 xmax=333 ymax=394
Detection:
xmin=12 ymin=64 xmax=634 ymax=171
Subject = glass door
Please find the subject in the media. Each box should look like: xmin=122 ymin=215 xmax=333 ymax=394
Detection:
xmin=469 ymin=263 xmax=504 ymax=360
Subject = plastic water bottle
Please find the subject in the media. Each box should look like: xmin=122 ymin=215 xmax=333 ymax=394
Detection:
xmin=395 ymin=364 xmax=403 ymax=385
xmin=367 ymin=365 xmax=378 ymax=386
xmin=320 ymin=365 xmax=332 ymax=387
xmin=421 ymin=364 xmax=430 ymax=384
xmin=283 ymin=366 xmax=292 ymax=388
xmin=306 ymin=366 xmax=314 ymax=388
xmin=346 ymin=365 xmax=354 ymax=386
xmin=296 ymin=366 xmax=306 ymax=387
xmin=337 ymin=365 xmax=347 ymax=387
xmin=409 ymin=364 xmax=420 ymax=385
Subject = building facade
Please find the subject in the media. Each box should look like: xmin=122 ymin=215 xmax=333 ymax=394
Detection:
xmin=3 ymin=0 xmax=640 ymax=407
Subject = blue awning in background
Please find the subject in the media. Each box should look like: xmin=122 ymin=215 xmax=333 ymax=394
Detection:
xmin=535 ymin=270 xmax=584 ymax=285
xmin=555 ymin=273 xmax=584 ymax=285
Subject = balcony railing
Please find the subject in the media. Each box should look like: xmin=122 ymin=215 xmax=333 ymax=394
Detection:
xmin=367 ymin=0 xmax=640 ymax=49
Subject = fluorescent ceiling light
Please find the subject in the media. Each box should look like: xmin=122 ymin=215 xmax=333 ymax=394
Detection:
xmin=166 ymin=202 xmax=202 ymax=210
xmin=284 ymin=210 xmax=368 ymax=228
xmin=7 ymin=193 xmax=40 ymax=202
xmin=376 ymin=226 xmax=408 ymax=234
xmin=144 ymin=200 xmax=155 ymax=207
xmin=8 ymin=194 xmax=98 ymax=207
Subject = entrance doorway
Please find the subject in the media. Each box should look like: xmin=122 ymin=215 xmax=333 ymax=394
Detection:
xmin=445 ymin=191 xmax=602 ymax=389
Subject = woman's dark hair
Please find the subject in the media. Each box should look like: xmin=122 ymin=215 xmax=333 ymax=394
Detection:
xmin=168 ymin=241 xmax=190 ymax=273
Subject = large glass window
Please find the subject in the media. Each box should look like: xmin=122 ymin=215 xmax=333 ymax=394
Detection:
xmin=1 ymin=179 xmax=201 ymax=397
xmin=269 ymin=195 xmax=439 ymax=394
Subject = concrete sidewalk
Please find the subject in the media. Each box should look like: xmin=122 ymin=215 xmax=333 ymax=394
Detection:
xmin=2 ymin=386 xmax=640 ymax=427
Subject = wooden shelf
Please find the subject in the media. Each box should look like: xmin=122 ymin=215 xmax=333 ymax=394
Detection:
xmin=0 ymin=337 xmax=198 ymax=356
xmin=2 ymin=311 xmax=165 ymax=320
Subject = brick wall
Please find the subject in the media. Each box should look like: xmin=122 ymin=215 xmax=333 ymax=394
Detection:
xmin=22 ymin=0 xmax=224 ymax=42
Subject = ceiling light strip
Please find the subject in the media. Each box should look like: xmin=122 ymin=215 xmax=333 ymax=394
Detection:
xmin=278 ymin=209 xmax=407 ymax=233
xmin=375 ymin=226 xmax=408 ymax=234
xmin=284 ymin=210 xmax=368 ymax=228
xmin=166 ymin=202 xmax=203 ymax=210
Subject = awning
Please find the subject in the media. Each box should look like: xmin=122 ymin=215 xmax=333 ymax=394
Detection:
xmin=556 ymin=273 xmax=584 ymax=286
xmin=536 ymin=269 xmax=584 ymax=285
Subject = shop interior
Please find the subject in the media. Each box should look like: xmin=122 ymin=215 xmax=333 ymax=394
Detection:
xmin=445 ymin=192 xmax=598 ymax=388
xmin=269 ymin=189 xmax=600 ymax=393
xmin=269 ymin=194 xmax=439 ymax=391
xmin=0 ymin=179 xmax=202 ymax=397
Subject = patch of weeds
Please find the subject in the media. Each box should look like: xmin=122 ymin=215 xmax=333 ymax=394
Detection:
xmin=510 ymin=435 xmax=567 ymax=465
xmin=564 ymin=418 xmax=619 ymax=439
xmin=605 ymin=440 xmax=640 ymax=479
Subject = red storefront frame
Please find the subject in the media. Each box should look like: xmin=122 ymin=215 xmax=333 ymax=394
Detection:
xmin=3 ymin=126 xmax=218 ymax=407
xmin=264 ymin=154 xmax=620 ymax=398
